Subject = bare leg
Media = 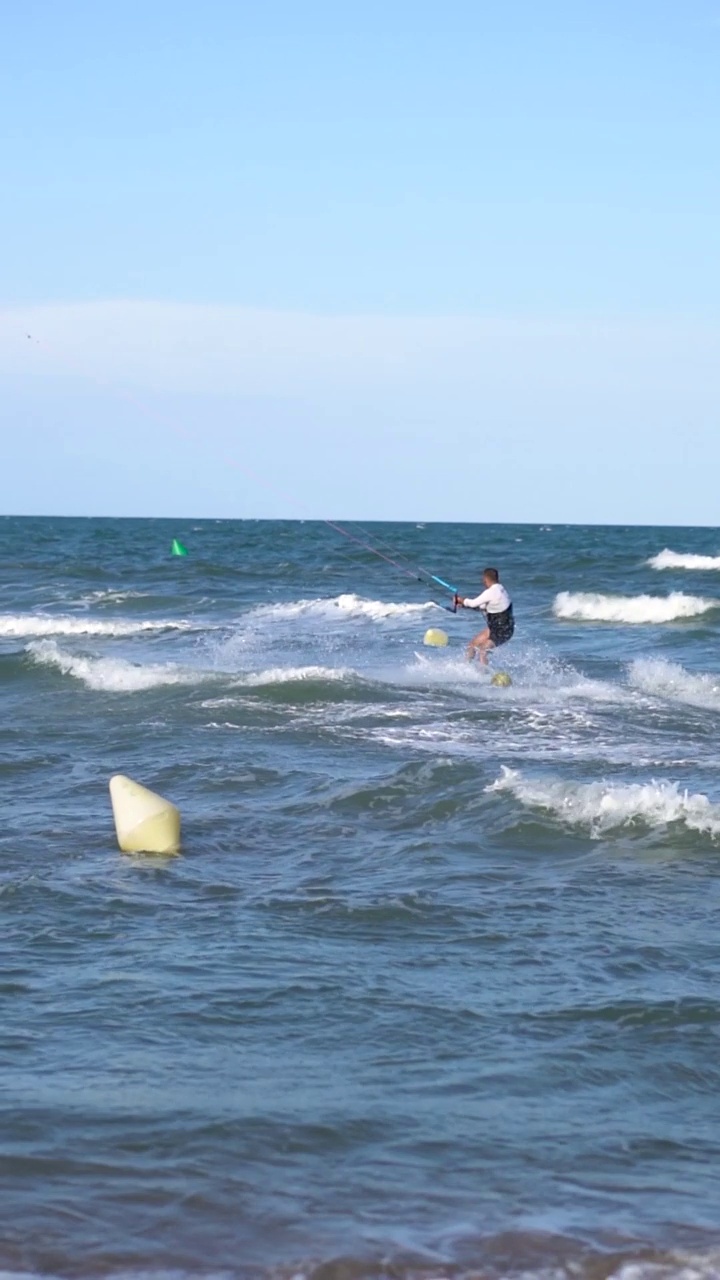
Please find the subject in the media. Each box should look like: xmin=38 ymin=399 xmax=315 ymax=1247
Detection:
xmin=467 ymin=627 xmax=494 ymax=663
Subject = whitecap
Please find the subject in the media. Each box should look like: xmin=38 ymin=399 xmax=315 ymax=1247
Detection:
xmin=247 ymin=593 xmax=440 ymax=623
xmin=26 ymin=640 xmax=202 ymax=692
xmin=27 ymin=641 xmax=355 ymax=695
xmin=488 ymin=766 xmax=720 ymax=836
xmin=629 ymin=657 xmax=720 ymax=711
xmin=238 ymin=664 xmax=355 ymax=687
xmin=648 ymin=548 xmax=720 ymax=570
xmin=553 ymin=591 xmax=716 ymax=624
xmin=0 ymin=613 xmax=197 ymax=638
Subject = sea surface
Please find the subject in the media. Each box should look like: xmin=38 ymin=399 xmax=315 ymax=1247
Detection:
xmin=2 ymin=517 xmax=720 ymax=1280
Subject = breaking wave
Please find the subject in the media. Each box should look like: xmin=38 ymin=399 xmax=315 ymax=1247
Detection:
xmin=629 ymin=657 xmax=720 ymax=711
xmin=272 ymin=1245 xmax=720 ymax=1280
xmin=648 ymin=548 xmax=720 ymax=571
xmin=488 ymin=766 xmax=720 ymax=836
xmin=238 ymin=664 xmax=354 ymax=687
xmin=26 ymin=640 xmax=201 ymax=692
xmin=4 ymin=1245 xmax=720 ymax=1280
xmin=26 ymin=641 xmax=356 ymax=695
xmin=0 ymin=613 xmax=197 ymax=638
xmin=248 ymin=593 xmax=440 ymax=623
xmin=553 ymin=591 xmax=716 ymax=624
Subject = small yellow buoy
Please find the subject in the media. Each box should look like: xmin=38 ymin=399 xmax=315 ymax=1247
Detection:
xmin=109 ymin=774 xmax=181 ymax=854
xmin=423 ymin=627 xmax=449 ymax=647
xmin=490 ymin=671 xmax=512 ymax=687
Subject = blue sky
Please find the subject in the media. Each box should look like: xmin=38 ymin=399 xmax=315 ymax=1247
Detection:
xmin=2 ymin=0 xmax=719 ymax=521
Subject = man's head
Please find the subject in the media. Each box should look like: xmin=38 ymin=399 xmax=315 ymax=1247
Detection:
xmin=483 ymin=567 xmax=499 ymax=587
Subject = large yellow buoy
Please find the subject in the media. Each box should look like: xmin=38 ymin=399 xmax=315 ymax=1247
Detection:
xmin=109 ymin=774 xmax=181 ymax=854
xmin=423 ymin=627 xmax=449 ymax=647
xmin=490 ymin=671 xmax=512 ymax=687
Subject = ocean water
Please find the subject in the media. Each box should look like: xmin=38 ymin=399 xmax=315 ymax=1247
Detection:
xmin=2 ymin=516 xmax=720 ymax=1280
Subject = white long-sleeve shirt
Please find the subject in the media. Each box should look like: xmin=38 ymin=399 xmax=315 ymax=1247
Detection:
xmin=463 ymin=583 xmax=511 ymax=614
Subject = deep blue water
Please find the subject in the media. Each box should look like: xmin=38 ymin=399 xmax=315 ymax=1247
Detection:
xmin=2 ymin=516 xmax=720 ymax=1280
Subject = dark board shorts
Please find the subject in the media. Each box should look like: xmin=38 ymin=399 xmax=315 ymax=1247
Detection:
xmin=488 ymin=605 xmax=515 ymax=647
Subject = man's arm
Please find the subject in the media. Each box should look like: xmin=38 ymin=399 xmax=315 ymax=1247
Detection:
xmin=456 ymin=589 xmax=490 ymax=610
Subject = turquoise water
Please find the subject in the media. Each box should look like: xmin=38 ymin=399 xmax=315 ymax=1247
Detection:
xmin=2 ymin=516 xmax=720 ymax=1280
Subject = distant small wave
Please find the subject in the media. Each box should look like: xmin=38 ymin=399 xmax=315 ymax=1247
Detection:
xmin=629 ymin=657 xmax=720 ymax=710
xmin=649 ymin=548 xmax=720 ymax=570
xmin=488 ymin=765 xmax=720 ymax=836
xmin=0 ymin=613 xmax=196 ymax=638
xmin=81 ymin=589 xmax=150 ymax=603
xmin=553 ymin=591 xmax=715 ymax=624
xmin=27 ymin=639 xmax=200 ymax=692
xmin=249 ymin=593 xmax=439 ymax=623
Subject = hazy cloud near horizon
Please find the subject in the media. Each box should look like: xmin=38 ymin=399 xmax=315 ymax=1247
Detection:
xmin=3 ymin=300 xmax=720 ymax=524
xmin=5 ymin=300 xmax=720 ymax=395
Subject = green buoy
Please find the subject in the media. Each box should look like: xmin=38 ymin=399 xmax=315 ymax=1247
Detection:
xmin=171 ymin=539 xmax=188 ymax=557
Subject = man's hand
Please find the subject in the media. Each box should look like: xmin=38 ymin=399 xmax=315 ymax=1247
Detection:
xmin=454 ymin=594 xmax=465 ymax=607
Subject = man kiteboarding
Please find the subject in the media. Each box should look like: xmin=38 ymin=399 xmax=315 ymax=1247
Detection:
xmin=455 ymin=567 xmax=514 ymax=663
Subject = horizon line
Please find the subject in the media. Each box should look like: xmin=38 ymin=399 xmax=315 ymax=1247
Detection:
xmin=1 ymin=512 xmax=718 ymax=531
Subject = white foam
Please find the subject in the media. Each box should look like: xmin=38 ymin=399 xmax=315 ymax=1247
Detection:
xmin=249 ymin=593 xmax=440 ymax=623
xmin=488 ymin=766 xmax=720 ymax=836
xmin=648 ymin=548 xmax=720 ymax=570
xmin=27 ymin=640 xmax=200 ymax=692
xmin=629 ymin=657 xmax=720 ymax=710
xmin=27 ymin=641 xmax=355 ymax=694
xmin=0 ymin=613 xmax=195 ymax=637
xmin=610 ymin=1252 xmax=720 ymax=1280
xmin=402 ymin=649 xmax=622 ymax=704
xmin=553 ymin=591 xmax=716 ymax=624
xmin=1 ymin=1256 xmax=720 ymax=1280
xmin=238 ymin=664 xmax=354 ymax=686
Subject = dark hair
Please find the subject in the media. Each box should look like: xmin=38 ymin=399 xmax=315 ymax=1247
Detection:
xmin=483 ymin=567 xmax=499 ymax=583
